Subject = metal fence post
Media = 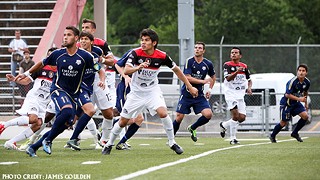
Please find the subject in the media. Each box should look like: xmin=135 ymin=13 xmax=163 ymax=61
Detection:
xmin=265 ymin=89 xmax=270 ymax=135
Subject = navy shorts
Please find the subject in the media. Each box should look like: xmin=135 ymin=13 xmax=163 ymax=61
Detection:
xmin=280 ymin=103 xmax=306 ymax=121
xmin=51 ymin=89 xmax=77 ymax=125
xmin=75 ymin=89 xmax=92 ymax=117
xmin=176 ymin=95 xmax=210 ymax=114
xmin=115 ymin=81 xmax=131 ymax=113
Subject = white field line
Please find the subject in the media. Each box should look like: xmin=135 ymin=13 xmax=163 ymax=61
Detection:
xmin=113 ymin=137 xmax=308 ymax=180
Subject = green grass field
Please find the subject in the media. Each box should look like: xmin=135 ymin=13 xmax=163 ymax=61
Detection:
xmin=0 ymin=136 xmax=319 ymax=180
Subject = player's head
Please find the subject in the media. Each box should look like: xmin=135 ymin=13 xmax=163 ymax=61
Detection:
xmin=82 ymin=18 xmax=96 ymax=35
xmin=63 ymin=26 xmax=80 ymax=48
xmin=194 ymin=41 xmax=206 ymax=57
xmin=47 ymin=47 xmax=58 ymax=57
xmin=140 ymin=28 xmax=159 ymax=49
xmin=297 ymin=64 xmax=308 ymax=78
xmin=230 ymin=47 xmax=242 ymax=60
xmin=79 ymin=31 xmax=94 ymax=51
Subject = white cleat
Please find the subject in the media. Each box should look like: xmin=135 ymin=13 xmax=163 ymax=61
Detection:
xmin=4 ymin=141 xmax=18 ymax=150
xmin=95 ymin=143 xmax=102 ymax=150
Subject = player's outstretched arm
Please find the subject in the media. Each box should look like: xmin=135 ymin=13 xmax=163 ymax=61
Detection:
xmin=172 ymin=66 xmax=198 ymax=97
xmin=6 ymin=74 xmax=32 ymax=85
xmin=14 ymin=61 xmax=43 ymax=82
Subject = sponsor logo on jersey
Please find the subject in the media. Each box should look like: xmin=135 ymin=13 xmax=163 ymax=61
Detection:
xmin=76 ymin=60 xmax=81 ymax=65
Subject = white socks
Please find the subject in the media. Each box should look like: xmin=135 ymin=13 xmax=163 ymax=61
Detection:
xmin=3 ymin=116 xmax=29 ymax=128
xmin=229 ymin=120 xmax=239 ymax=140
xmin=101 ymin=119 xmax=113 ymax=141
xmin=86 ymin=118 xmax=98 ymax=144
xmin=8 ymin=127 xmax=34 ymax=144
xmin=161 ymin=116 xmax=176 ymax=147
xmin=106 ymin=122 xmax=123 ymax=146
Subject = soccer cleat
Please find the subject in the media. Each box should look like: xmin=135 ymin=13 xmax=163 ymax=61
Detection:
xmin=99 ymin=139 xmax=108 ymax=147
xmin=0 ymin=123 xmax=5 ymax=135
xmin=291 ymin=133 xmax=303 ymax=142
xmin=125 ymin=141 xmax=131 ymax=148
xmin=102 ymin=145 xmax=112 ymax=155
xmin=230 ymin=139 xmax=240 ymax=145
xmin=116 ymin=143 xmax=131 ymax=150
xmin=4 ymin=141 xmax=18 ymax=150
xmin=67 ymin=139 xmax=81 ymax=151
xmin=219 ymin=122 xmax=226 ymax=138
xmin=95 ymin=143 xmax=102 ymax=150
xmin=26 ymin=146 xmax=37 ymax=157
xmin=19 ymin=139 xmax=31 ymax=151
xmin=42 ymin=139 xmax=52 ymax=155
xmin=187 ymin=125 xmax=197 ymax=142
xmin=269 ymin=136 xmax=277 ymax=143
xmin=170 ymin=144 xmax=184 ymax=155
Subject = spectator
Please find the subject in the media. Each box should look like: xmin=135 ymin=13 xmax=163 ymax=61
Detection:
xmin=8 ymin=30 xmax=29 ymax=85
xmin=19 ymin=50 xmax=35 ymax=98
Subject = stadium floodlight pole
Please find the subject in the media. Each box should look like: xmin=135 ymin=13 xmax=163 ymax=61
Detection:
xmin=296 ymin=36 xmax=301 ymax=68
xmin=178 ymin=0 xmax=194 ymax=70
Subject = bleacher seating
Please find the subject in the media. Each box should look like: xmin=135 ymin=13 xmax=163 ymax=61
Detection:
xmin=0 ymin=0 xmax=56 ymax=115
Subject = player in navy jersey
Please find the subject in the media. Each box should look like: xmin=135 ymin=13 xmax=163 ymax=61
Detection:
xmin=172 ymin=42 xmax=216 ymax=142
xmin=66 ymin=31 xmax=107 ymax=150
xmin=219 ymin=47 xmax=252 ymax=145
xmin=1 ymin=65 xmax=56 ymax=150
xmin=15 ymin=26 xmax=97 ymax=157
xmin=102 ymin=28 xmax=198 ymax=155
xmin=270 ymin=64 xmax=310 ymax=143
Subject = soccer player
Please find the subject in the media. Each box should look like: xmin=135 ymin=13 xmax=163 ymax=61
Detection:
xmin=15 ymin=26 xmax=97 ymax=157
xmin=0 ymin=65 xmax=56 ymax=150
xmin=172 ymin=41 xmax=216 ymax=142
xmin=219 ymin=47 xmax=252 ymax=145
xmin=113 ymin=50 xmax=144 ymax=150
xmin=80 ymin=18 xmax=115 ymax=145
xmin=102 ymin=28 xmax=198 ymax=155
xmin=66 ymin=31 xmax=107 ymax=150
xmin=269 ymin=64 xmax=310 ymax=143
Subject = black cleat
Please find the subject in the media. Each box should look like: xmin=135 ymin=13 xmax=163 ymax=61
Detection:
xmin=102 ymin=145 xmax=112 ymax=155
xmin=170 ymin=144 xmax=184 ymax=155
xmin=230 ymin=139 xmax=240 ymax=145
xmin=219 ymin=122 xmax=226 ymax=138
xmin=67 ymin=139 xmax=81 ymax=151
xmin=291 ymin=133 xmax=303 ymax=142
xmin=187 ymin=125 xmax=197 ymax=142
xmin=269 ymin=136 xmax=277 ymax=143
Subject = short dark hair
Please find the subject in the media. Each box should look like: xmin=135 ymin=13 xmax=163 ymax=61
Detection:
xmin=195 ymin=41 xmax=206 ymax=50
xmin=297 ymin=64 xmax=308 ymax=72
xmin=66 ymin=26 xmax=80 ymax=37
xmin=79 ymin=31 xmax=94 ymax=41
xmin=47 ymin=47 xmax=57 ymax=54
xmin=82 ymin=18 xmax=96 ymax=29
xmin=140 ymin=28 xmax=159 ymax=49
xmin=232 ymin=47 xmax=242 ymax=55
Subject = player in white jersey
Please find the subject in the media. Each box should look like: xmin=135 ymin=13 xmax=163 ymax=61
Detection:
xmin=102 ymin=28 xmax=198 ymax=155
xmin=0 ymin=65 xmax=56 ymax=150
xmin=219 ymin=47 xmax=252 ymax=145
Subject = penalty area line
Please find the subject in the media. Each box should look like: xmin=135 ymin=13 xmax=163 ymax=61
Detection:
xmin=113 ymin=137 xmax=308 ymax=180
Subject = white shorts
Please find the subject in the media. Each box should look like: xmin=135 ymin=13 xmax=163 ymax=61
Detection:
xmin=91 ymin=82 xmax=113 ymax=110
xmin=45 ymin=100 xmax=56 ymax=114
xmin=120 ymin=89 xmax=166 ymax=119
xmin=16 ymin=97 xmax=48 ymax=120
xmin=225 ymin=98 xmax=246 ymax=115
xmin=106 ymin=84 xmax=116 ymax=107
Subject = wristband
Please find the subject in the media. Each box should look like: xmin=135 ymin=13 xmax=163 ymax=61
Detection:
xmin=23 ymin=70 xmax=30 ymax=77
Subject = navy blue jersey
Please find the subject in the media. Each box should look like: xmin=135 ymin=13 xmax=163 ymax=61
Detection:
xmin=181 ymin=57 xmax=215 ymax=97
xmin=81 ymin=46 xmax=103 ymax=94
xmin=43 ymin=47 xmax=95 ymax=95
xmin=280 ymin=76 xmax=310 ymax=106
xmin=116 ymin=49 xmax=133 ymax=82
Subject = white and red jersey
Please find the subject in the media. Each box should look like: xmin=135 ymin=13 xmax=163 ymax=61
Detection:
xmin=126 ymin=47 xmax=176 ymax=92
xmin=105 ymin=59 xmax=117 ymax=87
xmin=223 ymin=61 xmax=250 ymax=100
xmin=27 ymin=65 xmax=56 ymax=103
